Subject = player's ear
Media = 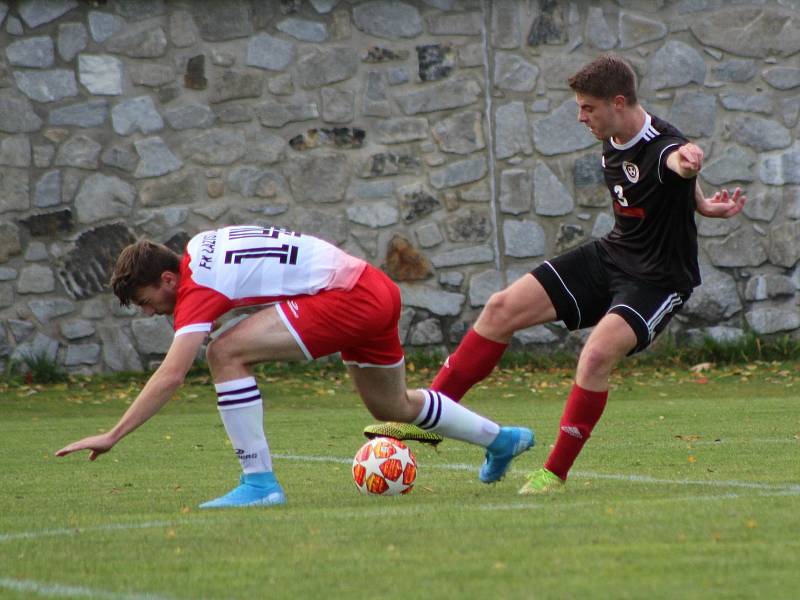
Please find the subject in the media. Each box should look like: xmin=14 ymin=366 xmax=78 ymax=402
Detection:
xmin=613 ymin=94 xmax=627 ymax=111
xmin=161 ymin=270 xmax=179 ymax=288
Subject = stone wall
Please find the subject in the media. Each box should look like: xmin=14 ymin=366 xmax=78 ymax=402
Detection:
xmin=1 ymin=0 xmax=799 ymax=373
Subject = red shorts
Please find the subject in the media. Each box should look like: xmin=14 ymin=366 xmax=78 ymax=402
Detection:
xmin=275 ymin=264 xmax=404 ymax=367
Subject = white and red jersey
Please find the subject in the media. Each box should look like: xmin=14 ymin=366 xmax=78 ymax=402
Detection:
xmin=173 ymin=225 xmax=366 ymax=336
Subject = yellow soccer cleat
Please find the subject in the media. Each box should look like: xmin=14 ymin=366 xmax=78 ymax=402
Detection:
xmin=518 ymin=468 xmax=566 ymax=495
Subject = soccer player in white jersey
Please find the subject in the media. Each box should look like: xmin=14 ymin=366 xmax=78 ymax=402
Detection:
xmin=56 ymin=225 xmax=534 ymax=507
xmin=366 ymin=53 xmax=747 ymax=495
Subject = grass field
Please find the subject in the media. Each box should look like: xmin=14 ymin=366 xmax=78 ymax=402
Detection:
xmin=1 ymin=362 xmax=799 ymax=599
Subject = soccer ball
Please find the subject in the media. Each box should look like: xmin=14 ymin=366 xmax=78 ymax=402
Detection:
xmin=352 ymin=437 xmax=417 ymax=496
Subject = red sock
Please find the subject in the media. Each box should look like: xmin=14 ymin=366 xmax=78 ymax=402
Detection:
xmin=430 ymin=329 xmax=508 ymax=402
xmin=544 ymin=384 xmax=608 ymax=480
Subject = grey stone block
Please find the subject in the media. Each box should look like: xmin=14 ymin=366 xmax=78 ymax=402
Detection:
xmin=353 ymin=1 xmax=423 ymax=39
xmin=14 ymin=69 xmax=77 ymax=102
xmin=6 ymin=36 xmax=54 ymax=67
xmin=399 ymin=284 xmax=465 ymax=316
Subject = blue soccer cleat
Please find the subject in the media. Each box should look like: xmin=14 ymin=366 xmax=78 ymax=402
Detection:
xmin=199 ymin=472 xmax=286 ymax=509
xmin=479 ymin=426 xmax=535 ymax=483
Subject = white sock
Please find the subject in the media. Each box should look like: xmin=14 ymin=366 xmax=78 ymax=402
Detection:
xmin=215 ymin=376 xmax=272 ymax=474
xmin=413 ymin=389 xmax=500 ymax=447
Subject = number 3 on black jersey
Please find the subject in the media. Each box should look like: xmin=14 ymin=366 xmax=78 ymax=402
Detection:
xmin=613 ymin=184 xmax=629 ymax=207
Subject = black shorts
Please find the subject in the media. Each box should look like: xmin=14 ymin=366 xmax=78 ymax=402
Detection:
xmin=531 ymin=241 xmax=691 ymax=354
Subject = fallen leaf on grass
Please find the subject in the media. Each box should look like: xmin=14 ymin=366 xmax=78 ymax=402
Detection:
xmin=675 ymin=434 xmax=701 ymax=442
xmin=690 ymin=362 xmax=714 ymax=373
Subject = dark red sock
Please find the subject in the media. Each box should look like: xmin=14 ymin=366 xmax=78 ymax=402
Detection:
xmin=430 ymin=329 xmax=508 ymax=402
xmin=544 ymin=384 xmax=608 ymax=480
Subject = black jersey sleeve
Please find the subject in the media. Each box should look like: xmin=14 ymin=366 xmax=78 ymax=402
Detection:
xmin=649 ymin=116 xmax=690 ymax=184
xmin=653 ymin=136 xmax=686 ymax=184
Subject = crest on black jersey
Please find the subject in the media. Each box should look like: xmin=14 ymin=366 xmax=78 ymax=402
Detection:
xmin=622 ymin=161 xmax=639 ymax=183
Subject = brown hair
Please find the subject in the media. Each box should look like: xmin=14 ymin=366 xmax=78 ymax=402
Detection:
xmin=567 ymin=54 xmax=638 ymax=104
xmin=110 ymin=240 xmax=180 ymax=306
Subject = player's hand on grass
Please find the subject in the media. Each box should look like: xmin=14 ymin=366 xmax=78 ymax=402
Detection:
xmin=55 ymin=432 xmax=117 ymax=461
xmin=696 ymin=187 xmax=746 ymax=219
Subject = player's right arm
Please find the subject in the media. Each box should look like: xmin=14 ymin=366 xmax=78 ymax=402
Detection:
xmin=55 ymin=331 xmax=206 ymax=460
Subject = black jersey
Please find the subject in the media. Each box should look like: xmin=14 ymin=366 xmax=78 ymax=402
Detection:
xmin=598 ymin=113 xmax=699 ymax=291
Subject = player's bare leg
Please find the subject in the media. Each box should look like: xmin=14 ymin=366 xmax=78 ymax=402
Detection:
xmin=474 ymin=273 xmax=558 ymax=342
xmin=365 ymin=274 xmax=556 ymax=445
xmin=199 ymin=307 xmax=306 ymax=508
xmin=349 ymin=364 xmax=534 ymax=483
xmin=520 ymin=314 xmax=636 ymax=495
xmin=574 ymin=313 xmax=637 ymax=392
xmin=431 ymin=274 xmax=557 ymax=400
xmin=207 ymin=307 xmax=308 ymax=381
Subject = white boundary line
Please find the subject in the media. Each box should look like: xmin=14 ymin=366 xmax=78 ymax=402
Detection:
xmin=0 ymin=577 xmax=171 ymax=600
xmin=0 ymin=520 xmax=178 ymax=543
xmin=690 ymin=438 xmax=799 ymax=445
xmin=3 ymin=486 xmax=800 ymax=547
xmin=274 ymin=453 xmax=800 ymax=492
xmin=570 ymin=470 xmax=800 ymax=492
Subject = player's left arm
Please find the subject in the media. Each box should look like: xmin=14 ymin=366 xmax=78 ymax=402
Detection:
xmin=663 ymin=142 xmax=747 ymax=218
xmin=55 ymin=331 xmax=207 ymax=460
xmin=694 ymin=181 xmax=747 ymax=219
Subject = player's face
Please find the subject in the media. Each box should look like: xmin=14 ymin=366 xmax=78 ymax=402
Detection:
xmin=133 ymin=274 xmax=178 ymax=316
xmin=575 ymin=93 xmax=618 ymax=140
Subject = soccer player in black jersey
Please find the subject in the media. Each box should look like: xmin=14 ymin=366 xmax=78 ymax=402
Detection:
xmin=367 ymin=53 xmax=746 ymax=494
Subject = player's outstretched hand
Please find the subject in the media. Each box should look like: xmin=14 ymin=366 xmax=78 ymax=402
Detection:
xmin=55 ymin=432 xmax=116 ymax=461
xmin=696 ymin=187 xmax=747 ymax=219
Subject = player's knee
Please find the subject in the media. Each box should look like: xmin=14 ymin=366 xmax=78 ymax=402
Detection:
xmin=578 ymin=345 xmax=616 ymax=378
xmin=482 ymin=291 xmax=516 ymax=333
xmin=205 ymin=336 xmax=236 ymax=367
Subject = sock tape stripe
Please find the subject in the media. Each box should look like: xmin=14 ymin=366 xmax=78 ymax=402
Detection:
xmin=216 ymin=385 xmax=259 ymax=397
xmin=217 ymin=394 xmax=261 ymax=407
xmin=418 ymin=391 xmax=436 ymax=428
